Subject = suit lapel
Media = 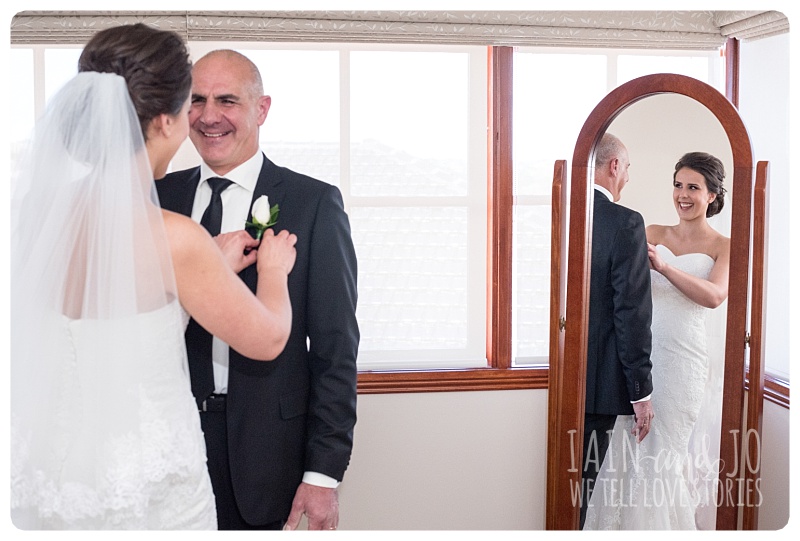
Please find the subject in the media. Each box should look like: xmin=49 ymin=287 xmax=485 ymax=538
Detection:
xmin=179 ymin=168 xmax=202 ymax=217
xmin=249 ymin=154 xmax=287 ymax=228
xmin=241 ymin=154 xmax=287 ymax=291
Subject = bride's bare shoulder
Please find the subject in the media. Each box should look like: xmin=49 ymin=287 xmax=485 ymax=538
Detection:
xmin=161 ymin=210 xmax=212 ymax=259
xmin=711 ymin=230 xmax=731 ymax=259
xmin=645 ymin=223 xmax=669 ymax=243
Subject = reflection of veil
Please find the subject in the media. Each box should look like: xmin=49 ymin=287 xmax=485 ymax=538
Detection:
xmin=10 ymin=72 xmax=177 ymax=527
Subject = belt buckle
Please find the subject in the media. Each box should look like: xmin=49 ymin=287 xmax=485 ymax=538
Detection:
xmin=200 ymin=394 xmax=225 ymax=412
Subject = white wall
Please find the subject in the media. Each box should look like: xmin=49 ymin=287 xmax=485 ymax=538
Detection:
xmin=337 ymin=390 xmax=788 ymax=530
xmin=338 ymin=389 xmax=547 ymax=530
xmin=739 ymin=33 xmax=792 ymax=381
xmin=758 ymin=399 xmax=791 ymax=529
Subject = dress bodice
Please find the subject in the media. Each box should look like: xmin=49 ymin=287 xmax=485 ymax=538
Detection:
xmin=651 ymin=244 xmax=714 ymax=318
xmin=650 ymin=244 xmax=714 ymax=361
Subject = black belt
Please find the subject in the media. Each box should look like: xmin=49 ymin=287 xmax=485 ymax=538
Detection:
xmin=200 ymin=393 xmax=226 ymax=413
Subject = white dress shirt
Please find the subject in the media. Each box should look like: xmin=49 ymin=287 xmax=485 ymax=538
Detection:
xmin=593 ymin=183 xmax=614 ymax=203
xmin=191 ymin=152 xmax=263 ymax=395
xmin=191 ymin=151 xmax=339 ymax=488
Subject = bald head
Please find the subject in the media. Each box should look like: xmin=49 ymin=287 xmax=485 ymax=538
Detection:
xmin=195 ymin=49 xmax=264 ymax=99
xmin=594 ymin=132 xmax=630 ymax=202
xmin=595 ymin=133 xmax=623 ymax=168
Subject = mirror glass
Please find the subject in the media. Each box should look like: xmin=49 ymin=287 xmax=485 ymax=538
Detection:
xmin=585 ymin=93 xmax=733 ymax=529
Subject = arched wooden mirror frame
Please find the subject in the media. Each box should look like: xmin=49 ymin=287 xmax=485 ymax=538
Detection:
xmin=546 ymin=73 xmax=767 ymax=530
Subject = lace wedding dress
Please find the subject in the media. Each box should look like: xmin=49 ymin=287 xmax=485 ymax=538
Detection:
xmin=11 ymin=301 xmax=216 ymax=529
xmin=583 ymin=244 xmax=722 ymax=530
xmin=10 ymin=72 xmax=216 ymax=529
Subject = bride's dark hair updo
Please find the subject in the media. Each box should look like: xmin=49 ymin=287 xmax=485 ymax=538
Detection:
xmin=78 ymin=23 xmax=192 ymax=141
xmin=674 ymin=151 xmax=727 ymax=218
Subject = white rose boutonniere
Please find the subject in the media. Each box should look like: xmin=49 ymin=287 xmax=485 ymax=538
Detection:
xmin=245 ymin=195 xmax=280 ymax=239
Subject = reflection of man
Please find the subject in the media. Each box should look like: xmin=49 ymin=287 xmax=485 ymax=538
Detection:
xmin=580 ymin=132 xmax=654 ymax=528
xmin=157 ymin=50 xmax=359 ymax=531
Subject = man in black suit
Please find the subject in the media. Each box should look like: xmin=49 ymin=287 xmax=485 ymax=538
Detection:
xmin=580 ymin=132 xmax=654 ymax=528
xmin=157 ymin=50 xmax=358 ymax=531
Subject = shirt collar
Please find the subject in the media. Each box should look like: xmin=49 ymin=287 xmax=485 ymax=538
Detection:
xmin=199 ymin=151 xmax=264 ymax=192
xmin=593 ymin=183 xmax=614 ymax=203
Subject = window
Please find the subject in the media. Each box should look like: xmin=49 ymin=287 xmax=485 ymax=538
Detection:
xmin=10 ymin=41 xmax=727 ymax=386
xmin=45 ymin=48 xmax=83 ymax=102
xmin=617 ymin=52 xmax=724 ymax=87
xmin=347 ymin=48 xmax=487 ymax=370
xmin=168 ymin=41 xmax=488 ymax=372
xmin=9 ymin=48 xmax=35 ymax=199
xmin=511 ymin=51 xmax=608 ymax=366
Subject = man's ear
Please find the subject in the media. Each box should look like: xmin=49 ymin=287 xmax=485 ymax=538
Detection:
xmin=609 ymin=157 xmax=619 ymax=176
xmin=256 ymin=95 xmax=272 ymax=126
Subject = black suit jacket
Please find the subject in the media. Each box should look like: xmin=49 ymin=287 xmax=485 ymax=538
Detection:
xmin=156 ymin=154 xmax=359 ymax=524
xmin=585 ymin=189 xmax=653 ymax=416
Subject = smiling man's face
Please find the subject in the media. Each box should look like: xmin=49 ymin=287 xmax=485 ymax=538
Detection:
xmin=188 ymin=52 xmax=270 ymax=177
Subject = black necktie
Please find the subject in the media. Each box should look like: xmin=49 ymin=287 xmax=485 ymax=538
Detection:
xmin=200 ymin=177 xmax=234 ymax=236
xmin=187 ymin=177 xmax=233 ymax=407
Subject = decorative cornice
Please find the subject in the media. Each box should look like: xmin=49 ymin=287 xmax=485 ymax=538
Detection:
xmin=10 ymin=11 xmax=789 ymax=48
xmin=10 ymin=13 xmax=189 ymax=44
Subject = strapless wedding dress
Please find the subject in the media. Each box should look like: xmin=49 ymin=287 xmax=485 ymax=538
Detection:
xmin=11 ymin=300 xmax=216 ymax=529
xmin=584 ymin=245 xmax=717 ymax=530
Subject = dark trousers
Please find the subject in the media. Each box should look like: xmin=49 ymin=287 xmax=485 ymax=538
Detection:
xmin=580 ymin=413 xmax=617 ymax=529
xmin=200 ymin=409 xmax=283 ymax=530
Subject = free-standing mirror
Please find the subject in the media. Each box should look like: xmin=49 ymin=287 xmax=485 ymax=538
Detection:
xmin=545 ymin=73 xmax=768 ymax=530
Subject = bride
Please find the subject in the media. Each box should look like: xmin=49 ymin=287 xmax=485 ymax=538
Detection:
xmin=583 ymin=151 xmax=730 ymax=530
xmin=10 ymin=24 xmax=296 ymax=529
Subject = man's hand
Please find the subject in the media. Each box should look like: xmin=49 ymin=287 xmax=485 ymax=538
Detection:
xmin=214 ymin=230 xmax=260 ymax=273
xmin=283 ymin=483 xmax=339 ymax=531
xmin=632 ymin=400 xmax=655 ymax=443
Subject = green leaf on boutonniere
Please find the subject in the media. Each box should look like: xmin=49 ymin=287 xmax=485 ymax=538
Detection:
xmin=246 ymin=195 xmax=280 ymax=240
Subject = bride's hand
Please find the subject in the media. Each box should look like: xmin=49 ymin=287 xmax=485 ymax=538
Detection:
xmin=214 ymin=230 xmax=260 ymax=273
xmin=256 ymin=229 xmax=297 ymax=276
xmin=647 ymin=243 xmax=667 ymax=273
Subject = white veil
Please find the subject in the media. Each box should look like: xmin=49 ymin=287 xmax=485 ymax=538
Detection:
xmin=10 ymin=72 xmax=178 ymax=527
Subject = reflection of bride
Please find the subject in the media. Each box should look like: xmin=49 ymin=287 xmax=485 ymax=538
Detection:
xmin=583 ymin=152 xmax=730 ymax=530
xmin=10 ymin=24 xmax=295 ymax=529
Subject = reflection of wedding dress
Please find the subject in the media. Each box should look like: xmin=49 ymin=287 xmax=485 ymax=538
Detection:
xmin=11 ymin=300 xmax=216 ymax=529
xmin=584 ymin=244 xmax=720 ymax=530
